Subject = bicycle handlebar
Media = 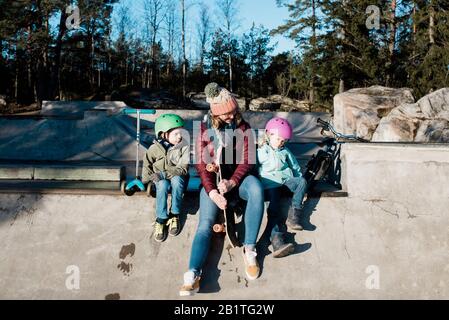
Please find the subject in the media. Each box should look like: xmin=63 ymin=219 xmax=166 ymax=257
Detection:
xmin=316 ymin=118 xmax=368 ymax=142
xmin=317 ymin=118 xmax=328 ymax=126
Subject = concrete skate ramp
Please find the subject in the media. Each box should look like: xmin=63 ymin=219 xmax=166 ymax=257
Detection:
xmin=40 ymin=101 xmax=127 ymax=117
xmin=0 ymin=102 xmax=329 ymax=188
xmin=0 ymin=102 xmax=329 ymax=163
xmin=0 ymin=143 xmax=448 ymax=299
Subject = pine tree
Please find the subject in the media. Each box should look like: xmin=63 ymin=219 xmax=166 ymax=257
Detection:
xmin=271 ymin=0 xmax=326 ymax=105
xmin=242 ymin=23 xmax=274 ymax=97
xmin=207 ymin=28 xmax=247 ymax=94
xmin=215 ymin=0 xmax=240 ymax=92
xmin=318 ymin=0 xmax=384 ymax=100
xmin=207 ymin=29 xmax=229 ymax=86
xmin=407 ymin=0 xmax=449 ymax=96
xmin=265 ymin=52 xmax=294 ymax=96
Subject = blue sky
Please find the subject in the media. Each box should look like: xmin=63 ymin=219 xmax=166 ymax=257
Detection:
xmin=110 ymin=0 xmax=297 ymax=60
xmin=238 ymin=0 xmax=297 ymax=55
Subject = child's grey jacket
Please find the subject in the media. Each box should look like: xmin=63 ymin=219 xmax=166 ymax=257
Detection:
xmin=142 ymin=139 xmax=190 ymax=184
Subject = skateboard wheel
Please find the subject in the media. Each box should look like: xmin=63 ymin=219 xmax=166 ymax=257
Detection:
xmin=213 ymin=223 xmax=225 ymax=233
xmin=206 ymin=163 xmax=218 ymax=173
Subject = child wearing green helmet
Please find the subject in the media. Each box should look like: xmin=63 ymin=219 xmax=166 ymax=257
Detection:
xmin=142 ymin=113 xmax=190 ymax=242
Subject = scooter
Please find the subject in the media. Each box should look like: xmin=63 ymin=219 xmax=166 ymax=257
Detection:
xmin=120 ymin=107 xmax=156 ymax=196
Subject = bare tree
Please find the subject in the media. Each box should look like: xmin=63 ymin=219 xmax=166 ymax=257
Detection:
xmin=386 ymin=0 xmax=397 ymax=86
xmin=144 ymin=0 xmax=167 ymax=87
xmin=215 ymin=0 xmax=240 ymax=92
xmin=429 ymin=1 xmax=435 ymax=44
xmin=52 ymin=2 xmax=68 ymax=100
xmin=181 ymin=0 xmax=186 ymax=97
xmin=197 ymin=2 xmax=211 ymax=72
xmin=309 ymin=0 xmax=317 ymax=104
xmin=115 ymin=4 xmax=131 ymax=86
xmin=163 ymin=0 xmax=177 ymax=77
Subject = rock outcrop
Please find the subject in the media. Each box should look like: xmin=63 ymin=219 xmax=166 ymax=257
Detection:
xmin=333 ymin=86 xmax=415 ymax=140
xmin=372 ymin=88 xmax=449 ymax=142
xmin=249 ymin=95 xmax=310 ymax=112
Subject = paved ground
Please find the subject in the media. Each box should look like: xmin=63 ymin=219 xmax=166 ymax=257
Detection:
xmin=1 ymin=103 xmax=448 ymax=300
xmin=0 ymin=191 xmax=447 ymax=300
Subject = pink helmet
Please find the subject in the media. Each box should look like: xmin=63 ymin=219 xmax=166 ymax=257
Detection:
xmin=265 ymin=117 xmax=293 ymax=140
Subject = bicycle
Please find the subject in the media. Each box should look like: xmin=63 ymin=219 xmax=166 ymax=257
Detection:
xmin=303 ymin=118 xmax=369 ymax=192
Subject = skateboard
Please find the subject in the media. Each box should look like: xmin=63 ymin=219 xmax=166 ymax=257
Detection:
xmin=206 ymin=163 xmax=241 ymax=248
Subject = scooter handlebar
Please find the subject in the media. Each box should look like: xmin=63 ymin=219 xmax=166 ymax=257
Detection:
xmin=122 ymin=108 xmax=156 ymax=115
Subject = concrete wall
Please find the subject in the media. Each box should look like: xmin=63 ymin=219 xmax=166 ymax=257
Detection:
xmin=341 ymin=143 xmax=449 ymax=214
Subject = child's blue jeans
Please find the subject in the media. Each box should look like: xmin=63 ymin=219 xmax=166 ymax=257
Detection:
xmin=265 ymin=176 xmax=308 ymax=241
xmin=188 ymin=175 xmax=264 ymax=274
xmin=155 ymin=175 xmax=189 ymax=223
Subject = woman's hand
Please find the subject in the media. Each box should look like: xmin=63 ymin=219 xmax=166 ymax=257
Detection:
xmin=217 ymin=179 xmax=237 ymax=194
xmin=209 ymin=190 xmax=227 ymax=210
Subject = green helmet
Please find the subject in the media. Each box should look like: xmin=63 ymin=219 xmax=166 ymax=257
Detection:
xmin=155 ymin=114 xmax=185 ymax=138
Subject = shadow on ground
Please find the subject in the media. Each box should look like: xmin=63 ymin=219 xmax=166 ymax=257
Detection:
xmin=0 ymin=194 xmax=44 ymax=227
xmin=256 ymin=193 xmax=320 ymax=277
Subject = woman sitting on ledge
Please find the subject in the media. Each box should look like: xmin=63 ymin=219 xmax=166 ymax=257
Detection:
xmin=179 ymin=83 xmax=265 ymax=296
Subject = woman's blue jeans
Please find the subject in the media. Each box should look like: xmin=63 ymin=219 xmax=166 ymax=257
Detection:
xmin=188 ymin=175 xmax=264 ymax=274
xmin=155 ymin=175 xmax=189 ymax=223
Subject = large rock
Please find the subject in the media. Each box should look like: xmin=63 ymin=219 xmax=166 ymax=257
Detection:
xmin=249 ymin=95 xmax=310 ymax=112
xmin=0 ymin=95 xmax=7 ymax=108
xmin=372 ymin=88 xmax=449 ymax=142
xmin=249 ymin=97 xmax=281 ymax=111
xmin=235 ymin=97 xmax=247 ymax=111
xmin=269 ymin=95 xmax=310 ymax=112
xmin=189 ymin=93 xmax=209 ymax=109
xmin=334 ymin=86 xmax=415 ymax=140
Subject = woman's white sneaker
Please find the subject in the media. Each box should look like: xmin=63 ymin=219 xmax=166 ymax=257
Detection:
xmin=179 ymin=270 xmax=201 ymax=296
xmin=242 ymin=247 xmax=260 ymax=280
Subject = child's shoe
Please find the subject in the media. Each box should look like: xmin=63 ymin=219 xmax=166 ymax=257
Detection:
xmin=147 ymin=182 xmax=156 ymax=198
xmin=287 ymin=206 xmax=304 ymax=231
xmin=153 ymin=221 xmax=168 ymax=242
xmin=271 ymin=233 xmax=294 ymax=258
xmin=242 ymin=246 xmax=260 ymax=280
xmin=168 ymin=215 xmax=180 ymax=236
xmin=179 ymin=270 xmax=201 ymax=296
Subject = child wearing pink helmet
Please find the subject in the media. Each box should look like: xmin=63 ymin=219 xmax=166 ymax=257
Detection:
xmin=257 ymin=117 xmax=308 ymax=258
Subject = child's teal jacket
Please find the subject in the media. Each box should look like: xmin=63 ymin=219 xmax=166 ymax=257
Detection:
xmin=257 ymin=143 xmax=302 ymax=189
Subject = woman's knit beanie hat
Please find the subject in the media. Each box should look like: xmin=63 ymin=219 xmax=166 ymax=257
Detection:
xmin=204 ymin=82 xmax=238 ymax=116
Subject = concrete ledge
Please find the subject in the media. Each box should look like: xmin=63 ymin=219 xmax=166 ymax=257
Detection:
xmin=0 ymin=180 xmax=121 ymax=195
xmin=34 ymin=166 xmax=125 ymax=181
xmin=341 ymin=143 xmax=449 ymax=213
xmin=0 ymin=166 xmax=34 ymax=179
xmin=0 ymin=114 xmax=84 ymax=120
xmin=0 ymin=164 xmax=125 ymax=182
